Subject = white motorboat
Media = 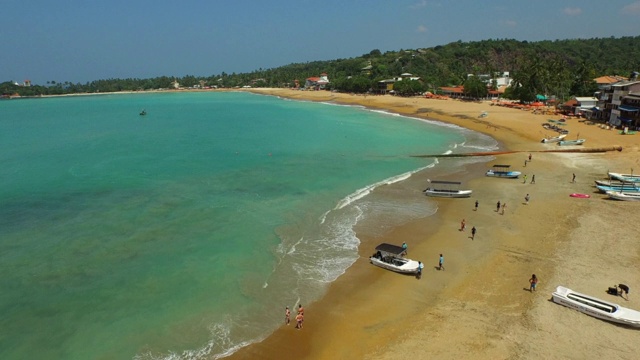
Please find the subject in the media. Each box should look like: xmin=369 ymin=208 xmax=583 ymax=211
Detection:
xmin=607 ymin=172 xmax=640 ymax=183
xmin=558 ymin=139 xmax=586 ymax=146
xmin=370 ymin=243 xmax=420 ymax=274
xmin=541 ymin=134 xmax=567 ymax=143
xmin=551 ymin=286 xmax=640 ymax=328
xmin=424 ymin=180 xmax=472 ymax=198
xmin=485 ymin=164 xmax=521 ymax=179
xmin=606 ymin=191 xmax=640 ymax=201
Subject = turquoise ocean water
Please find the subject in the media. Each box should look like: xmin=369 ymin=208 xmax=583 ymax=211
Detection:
xmin=0 ymin=92 xmax=497 ymax=359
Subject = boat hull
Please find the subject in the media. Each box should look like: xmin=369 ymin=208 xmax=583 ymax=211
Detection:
xmin=551 ymin=286 xmax=640 ymax=328
xmin=486 ymin=170 xmax=521 ymax=178
xmin=596 ymin=184 xmax=640 ymax=193
xmin=541 ymin=134 xmax=567 ymax=143
xmin=606 ymin=191 xmax=640 ymax=201
xmin=425 ymin=189 xmax=472 ymax=198
xmin=370 ymin=257 xmax=420 ymax=274
xmin=558 ymin=139 xmax=585 ymax=146
xmin=608 ymin=172 xmax=640 ymax=183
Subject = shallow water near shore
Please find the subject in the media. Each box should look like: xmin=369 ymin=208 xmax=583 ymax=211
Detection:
xmin=0 ymin=92 xmax=496 ymax=359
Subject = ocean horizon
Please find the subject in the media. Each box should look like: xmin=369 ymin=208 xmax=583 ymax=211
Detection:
xmin=0 ymin=91 xmax=497 ymax=359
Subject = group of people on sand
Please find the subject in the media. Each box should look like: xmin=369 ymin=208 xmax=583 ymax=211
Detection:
xmin=285 ymin=304 xmax=305 ymax=329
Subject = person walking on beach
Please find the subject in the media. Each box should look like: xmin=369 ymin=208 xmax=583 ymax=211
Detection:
xmin=402 ymin=242 xmax=408 ymax=256
xmin=417 ymin=261 xmax=424 ymax=279
xmin=528 ymin=153 xmax=532 ymax=162
xmin=531 ymin=175 xmax=535 ymax=184
xmin=285 ymin=306 xmax=291 ymax=325
xmin=460 ymin=219 xmax=466 ymax=231
xmin=474 ymin=200 xmax=479 ymax=211
xmin=501 ymin=202 xmax=506 ymax=215
xmin=525 ymin=194 xmax=530 ymax=205
xmin=572 ymin=173 xmax=576 ymax=183
xmin=529 ymin=274 xmax=538 ymax=292
xmin=496 ymin=200 xmax=501 ymax=212
xmin=471 ymin=226 xmax=476 ymax=240
xmin=439 ymin=254 xmax=444 ymax=271
xmin=297 ymin=304 xmax=304 ymax=317
xmin=523 ymin=174 xmax=527 ymax=184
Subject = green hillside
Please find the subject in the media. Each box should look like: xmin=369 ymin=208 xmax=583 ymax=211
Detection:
xmin=3 ymin=36 xmax=639 ymax=102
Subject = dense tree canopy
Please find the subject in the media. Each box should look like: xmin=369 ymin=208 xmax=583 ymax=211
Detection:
xmin=3 ymin=36 xmax=639 ymax=103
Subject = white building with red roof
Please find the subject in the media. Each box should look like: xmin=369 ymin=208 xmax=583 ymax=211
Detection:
xmin=305 ymin=73 xmax=329 ymax=89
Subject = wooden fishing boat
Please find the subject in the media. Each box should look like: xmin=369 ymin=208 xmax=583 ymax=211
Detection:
xmin=551 ymin=286 xmax=640 ymax=328
xmin=541 ymin=134 xmax=567 ymax=143
xmin=596 ymin=182 xmax=640 ymax=193
xmin=558 ymin=139 xmax=586 ymax=146
xmin=370 ymin=243 xmax=420 ymax=275
xmin=607 ymin=172 xmax=640 ymax=183
xmin=606 ymin=191 xmax=640 ymax=201
xmin=423 ymin=180 xmax=472 ymax=198
xmin=485 ymin=164 xmax=521 ymax=178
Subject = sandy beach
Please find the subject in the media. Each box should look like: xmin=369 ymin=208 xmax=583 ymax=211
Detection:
xmin=226 ymin=89 xmax=640 ymax=360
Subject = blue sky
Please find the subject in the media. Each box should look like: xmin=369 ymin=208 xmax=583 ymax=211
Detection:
xmin=2 ymin=0 xmax=639 ymax=85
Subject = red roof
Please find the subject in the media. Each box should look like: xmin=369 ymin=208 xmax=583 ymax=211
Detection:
xmin=439 ymin=86 xmax=464 ymax=93
xmin=307 ymin=77 xmax=320 ymax=81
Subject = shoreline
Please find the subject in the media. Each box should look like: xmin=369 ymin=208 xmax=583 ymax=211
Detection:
xmin=226 ymin=89 xmax=640 ymax=359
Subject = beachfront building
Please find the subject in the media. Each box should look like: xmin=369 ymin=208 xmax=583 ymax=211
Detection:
xmin=594 ymin=75 xmax=628 ymax=89
xmin=305 ymin=73 xmax=329 ymax=90
xmin=376 ymin=73 xmax=421 ymax=94
xmin=597 ymin=80 xmax=640 ymax=126
xmin=439 ymin=86 xmax=464 ymax=98
xmin=618 ymin=92 xmax=640 ymax=129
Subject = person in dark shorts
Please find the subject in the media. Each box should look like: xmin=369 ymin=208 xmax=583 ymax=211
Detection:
xmin=618 ymin=284 xmax=630 ymax=300
xmin=529 ymin=274 xmax=538 ymax=292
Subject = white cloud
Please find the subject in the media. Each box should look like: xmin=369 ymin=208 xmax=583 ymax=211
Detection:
xmin=622 ymin=1 xmax=640 ymax=14
xmin=563 ymin=7 xmax=583 ymax=16
xmin=417 ymin=25 xmax=428 ymax=33
xmin=505 ymin=20 xmax=517 ymax=27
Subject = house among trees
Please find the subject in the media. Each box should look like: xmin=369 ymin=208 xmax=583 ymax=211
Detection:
xmin=305 ymin=73 xmax=329 ymax=90
xmin=377 ymin=73 xmax=421 ymax=94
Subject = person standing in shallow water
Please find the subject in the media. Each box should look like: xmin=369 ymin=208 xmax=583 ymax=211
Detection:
xmin=285 ymin=306 xmax=290 ymax=325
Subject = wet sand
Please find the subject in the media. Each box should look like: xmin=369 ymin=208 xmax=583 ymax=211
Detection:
xmin=227 ymin=89 xmax=640 ymax=360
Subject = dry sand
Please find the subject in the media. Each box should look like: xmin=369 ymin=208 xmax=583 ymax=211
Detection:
xmin=226 ymin=89 xmax=640 ymax=360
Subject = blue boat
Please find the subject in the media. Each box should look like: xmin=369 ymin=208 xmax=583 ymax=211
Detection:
xmin=596 ymin=183 xmax=640 ymax=193
xmin=485 ymin=164 xmax=521 ymax=179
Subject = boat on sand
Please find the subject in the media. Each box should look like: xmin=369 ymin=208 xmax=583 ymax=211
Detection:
xmin=558 ymin=139 xmax=585 ymax=146
xmin=606 ymin=191 xmax=640 ymax=201
xmin=541 ymin=134 xmax=567 ymax=143
xmin=485 ymin=164 xmax=521 ymax=179
xmin=607 ymin=172 xmax=640 ymax=183
xmin=423 ymin=180 xmax=472 ymax=198
xmin=370 ymin=243 xmax=420 ymax=275
xmin=551 ymin=286 xmax=640 ymax=328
